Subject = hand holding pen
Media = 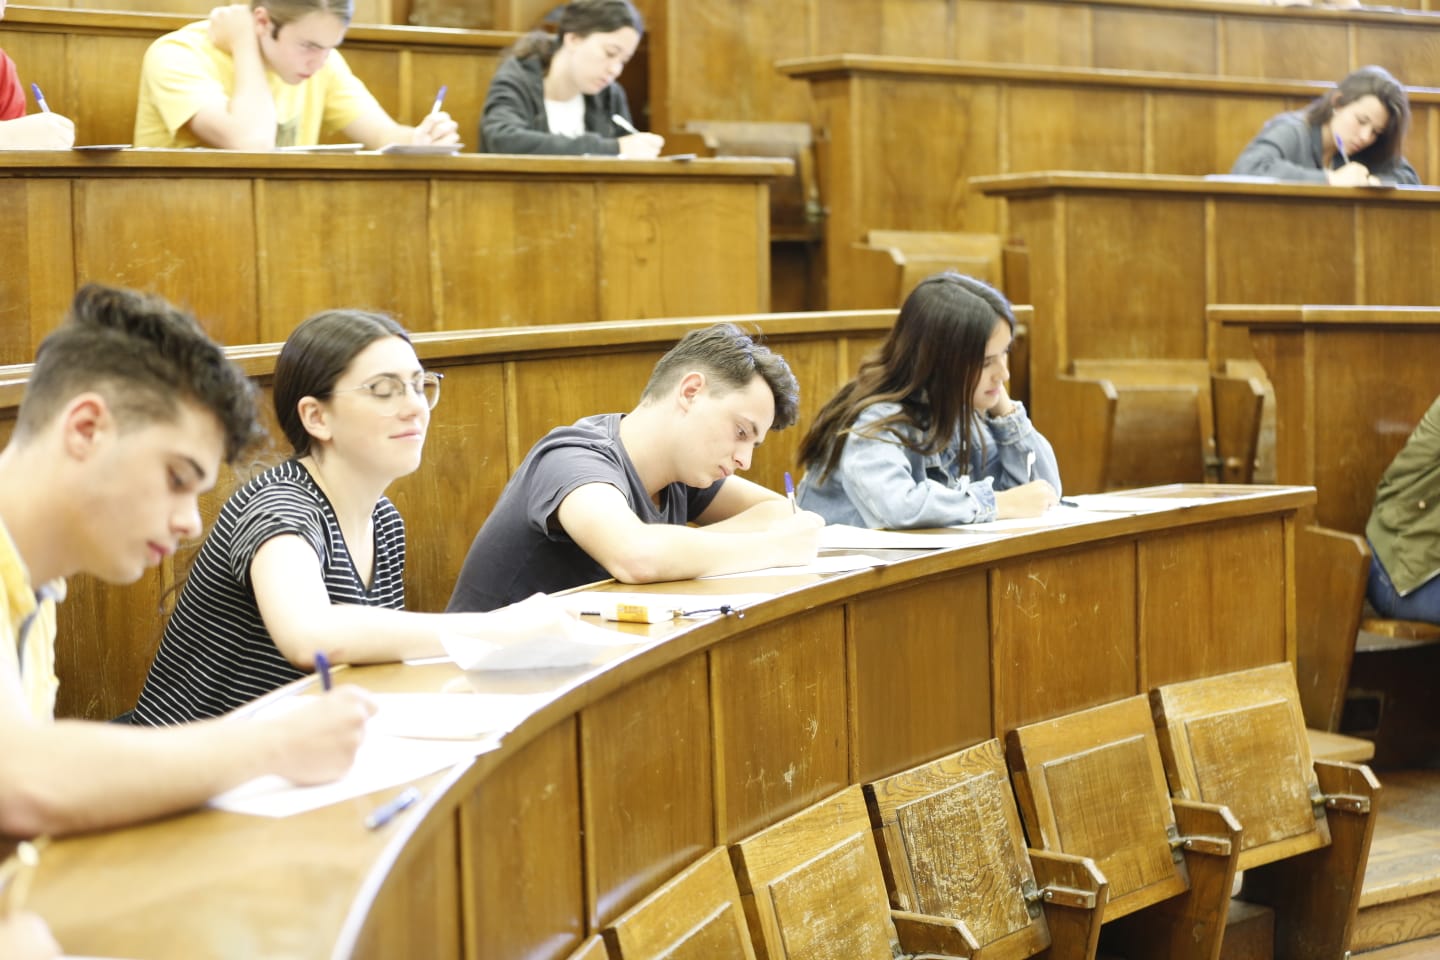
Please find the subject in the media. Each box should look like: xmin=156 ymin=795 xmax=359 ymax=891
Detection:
xmin=412 ymin=84 xmax=460 ymax=146
xmin=784 ymin=471 xmax=798 ymax=514
xmin=1328 ymin=132 xmax=1377 ymax=186
xmin=10 ymin=83 xmax=75 ymax=149
xmin=610 ymin=113 xmax=665 ymax=159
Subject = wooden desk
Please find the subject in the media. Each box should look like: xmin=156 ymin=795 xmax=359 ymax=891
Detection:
xmin=0 ymin=6 xmax=518 ymax=147
xmin=1210 ymin=305 xmax=1440 ymax=535
xmin=653 ymin=0 xmax=1440 ymax=132
xmin=0 ymin=151 xmax=788 ymax=365
xmin=23 ymin=483 xmax=1312 ymax=960
xmin=972 ymin=172 xmax=1440 ymax=492
xmin=778 ymin=56 xmax=1440 ymax=309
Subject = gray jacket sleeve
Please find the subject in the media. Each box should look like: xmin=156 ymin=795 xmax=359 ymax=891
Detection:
xmin=1231 ymin=113 xmax=1328 ymax=183
xmin=480 ymin=57 xmax=621 ymax=156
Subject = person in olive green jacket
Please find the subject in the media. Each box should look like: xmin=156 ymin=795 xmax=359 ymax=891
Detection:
xmin=1367 ymin=394 xmax=1440 ymax=622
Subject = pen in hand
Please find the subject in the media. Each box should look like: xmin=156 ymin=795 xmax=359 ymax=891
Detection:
xmin=314 ymin=650 xmax=333 ymax=691
xmin=429 ymin=84 xmax=447 ymax=117
xmin=30 ymin=83 xmax=50 ymax=114
xmin=1025 ymin=450 xmax=1035 ymax=482
xmin=365 ymin=787 xmax=421 ymax=830
xmin=784 ymin=471 xmax=797 ymax=514
xmin=611 ymin=113 xmax=641 ymax=136
xmin=1334 ymin=132 xmax=1348 ymax=166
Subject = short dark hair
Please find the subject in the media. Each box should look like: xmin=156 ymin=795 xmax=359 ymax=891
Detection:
xmin=513 ymin=0 xmax=644 ymax=66
xmin=253 ymin=0 xmax=353 ymax=28
xmin=641 ymin=323 xmax=800 ymax=430
xmin=274 ymin=309 xmax=411 ymax=457
xmin=1304 ymin=65 xmax=1410 ymax=167
xmin=19 ymin=284 xmax=262 ymax=464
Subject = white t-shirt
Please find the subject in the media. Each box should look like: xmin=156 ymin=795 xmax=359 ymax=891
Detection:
xmin=544 ymin=95 xmax=585 ymax=138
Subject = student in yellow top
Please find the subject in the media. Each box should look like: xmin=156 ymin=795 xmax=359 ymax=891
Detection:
xmin=0 ymin=283 xmax=373 ymax=843
xmin=133 ymin=0 xmax=459 ymax=150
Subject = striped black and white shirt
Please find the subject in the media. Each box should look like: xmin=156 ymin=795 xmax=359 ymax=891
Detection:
xmin=131 ymin=459 xmax=406 ymax=725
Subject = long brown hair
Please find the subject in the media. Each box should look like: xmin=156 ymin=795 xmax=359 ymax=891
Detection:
xmin=1304 ymin=65 xmax=1409 ymax=168
xmin=798 ymin=272 xmax=1014 ymax=483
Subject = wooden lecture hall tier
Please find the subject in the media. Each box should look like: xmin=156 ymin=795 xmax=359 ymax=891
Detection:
xmin=776 ymin=56 xmax=1440 ymax=310
xmin=0 ymin=5 xmax=519 ymax=148
xmin=0 ymin=151 xmax=788 ymax=364
xmin=970 ymin=173 xmax=1440 ymax=494
xmin=654 ymin=0 xmax=1440 ymax=131
xmin=18 ymin=311 xmax=906 ymax=721
xmin=24 ymin=484 xmax=1313 ymax=960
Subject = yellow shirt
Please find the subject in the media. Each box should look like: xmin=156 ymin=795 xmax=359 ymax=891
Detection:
xmin=0 ymin=516 xmax=60 ymax=722
xmin=133 ymin=21 xmax=380 ymax=148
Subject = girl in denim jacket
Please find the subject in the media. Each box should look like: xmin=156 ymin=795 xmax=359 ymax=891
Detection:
xmin=795 ymin=272 xmax=1060 ymax=528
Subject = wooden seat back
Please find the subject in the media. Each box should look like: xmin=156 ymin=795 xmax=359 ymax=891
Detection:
xmin=684 ymin=121 xmax=821 ymax=242
xmin=1296 ymin=525 xmax=1371 ymax=732
xmin=1006 ymin=696 xmax=1188 ymax=923
xmin=1211 ymin=371 xmax=1265 ymax=484
xmin=864 ymin=738 xmax=1105 ymax=960
xmin=1150 ymin=663 xmax=1328 ymax=870
xmin=566 ymin=935 xmax=610 ymax=960
xmin=1151 ymin=662 xmax=1380 ymax=958
xmin=602 ymin=848 xmax=757 ymax=960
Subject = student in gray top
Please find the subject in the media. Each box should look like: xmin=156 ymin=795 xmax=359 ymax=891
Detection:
xmin=796 ymin=272 xmax=1059 ymax=529
xmin=447 ymin=323 xmax=823 ymax=612
xmin=1231 ymin=65 xmax=1419 ymax=186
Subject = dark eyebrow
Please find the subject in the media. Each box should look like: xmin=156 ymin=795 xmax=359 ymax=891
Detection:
xmin=179 ymin=455 xmax=211 ymax=488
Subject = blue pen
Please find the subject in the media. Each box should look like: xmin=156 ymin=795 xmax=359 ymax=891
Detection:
xmin=30 ymin=83 xmax=50 ymax=114
xmin=314 ymin=650 xmax=333 ymax=691
xmin=429 ymin=85 xmax=447 ymax=116
xmin=1334 ymin=132 xmax=1348 ymax=166
xmin=365 ymin=787 xmax=421 ymax=830
xmin=784 ymin=471 xmax=797 ymax=514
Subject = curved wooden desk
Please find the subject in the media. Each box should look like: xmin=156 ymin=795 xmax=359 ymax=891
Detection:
xmin=25 ymin=484 xmax=1312 ymax=959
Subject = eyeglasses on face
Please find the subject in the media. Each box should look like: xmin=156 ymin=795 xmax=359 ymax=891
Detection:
xmin=334 ymin=371 xmax=443 ymax=412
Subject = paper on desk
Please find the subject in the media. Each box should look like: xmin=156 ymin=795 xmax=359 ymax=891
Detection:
xmin=209 ymin=733 xmax=489 ymax=818
xmin=367 ymin=691 xmax=557 ymax=740
xmin=817 ymin=525 xmax=1002 ymax=550
xmin=700 ymin=553 xmax=888 ymax=578
xmin=442 ymin=615 xmax=646 ymax=671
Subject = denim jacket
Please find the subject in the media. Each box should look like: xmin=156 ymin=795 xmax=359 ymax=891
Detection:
xmin=796 ymin=400 xmax=1061 ymax=528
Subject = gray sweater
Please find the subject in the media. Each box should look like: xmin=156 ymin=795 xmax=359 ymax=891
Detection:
xmin=1230 ymin=110 xmax=1420 ymax=185
xmin=479 ymin=55 xmax=635 ymax=155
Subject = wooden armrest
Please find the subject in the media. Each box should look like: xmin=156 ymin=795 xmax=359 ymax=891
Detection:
xmin=1358 ymin=617 xmax=1440 ymax=642
xmin=891 ymin=910 xmax=979 ymax=957
xmin=1171 ymin=799 xmax=1241 ymax=858
xmin=1314 ymin=759 xmax=1380 ymax=816
xmin=1027 ymin=849 xmax=1106 ymax=909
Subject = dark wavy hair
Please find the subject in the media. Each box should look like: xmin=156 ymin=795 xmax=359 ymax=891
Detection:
xmin=273 ymin=309 xmax=410 ymax=457
xmin=512 ymin=0 xmax=644 ymax=68
xmin=20 ymin=284 xmax=262 ymax=464
xmin=798 ymin=272 xmax=1015 ymax=484
xmin=1304 ymin=65 xmax=1410 ymax=168
xmin=641 ymin=323 xmax=800 ymax=431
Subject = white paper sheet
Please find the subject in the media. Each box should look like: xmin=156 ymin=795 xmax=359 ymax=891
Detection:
xmin=1061 ymin=494 xmax=1219 ymax=513
xmin=366 ymin=691 xmax=557 ymax=740
xmin=441 ymin=615 xmax=648 ymax=670
xmin=699 ymin=554 xmax=888 ymax=578
xmin=209 ymin=733 xmax=489 ymax=819
xmin=817 ymin=525 xmax=1002 ymax=550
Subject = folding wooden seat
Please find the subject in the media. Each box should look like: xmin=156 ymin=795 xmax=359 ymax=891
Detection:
xmin=1151 ymin=662 xmax=1380 ymax=959
xmin=1007 ymin=695 xmax=1241 ymax=959
xmin=602 ymin=847 xmax=757 ymax=960
xmin=730 ymin=784 xmax=974 ymax=959
xmin=865 ymin=738 xmax=1107 ymax=960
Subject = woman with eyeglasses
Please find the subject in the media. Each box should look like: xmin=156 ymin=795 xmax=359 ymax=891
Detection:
xmin=130 ymin=309 xmax=574 ymax=724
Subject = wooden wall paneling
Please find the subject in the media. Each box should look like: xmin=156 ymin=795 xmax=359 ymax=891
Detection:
xmin=255 ymin=179 xmax=432 ymax=341
xmin=818 ymin=0 xmax=954 ymax=59
xmin=1354 ymin=25 xmax=1440 ymax=98
xmin=464 ymin=718 xmax=585 ymax=960
xmin=1091 ymin=7 xmax=1217 ymax=75
xmin=1006 ymin=83 xmax=1146 ymax=175
xmin=1149 ymin=92 xmax=1297 ymax=177
xmin=506 ymin=351 xmax=657 ymax=465
xmin=1211 ymin=199 xmax=1356 ymax=308
xmin=1362 ymin=206 xmax=1440 ymax=308
xmin=847 ymin=573 xmax=993 ymax=783
xmin=0 ymin=26 xmax=65 ymax=124
xmin=72 ymin=178 xmax=261 ymax=348
xmin=950 ymin=0 xmax=1094 ymax=68
xmin=709 ymin=607 xmax=848 ymax=842
xmin=409 ymin=0 xmax=495 ymax=29
xmin=1245 ymin=329 xmax=1311 ymax=513
xmin=0 ymin=181 xmax=74 ymax=366
xmin=1407 ymin=103 xmax=1433 ymax=187
xmin=387 ymin=362 xmax=508 ymax=613
xmin=580 ymin=654 xmax=714 ymax=930
xmin=989 ymin=540 xmax=1137 ymax=732
xmin=1306 ymin=328 xmax=1440 ymax=534
xmin=1138 ymin=517 xmax=1288 ymax=690
xmin=68 ymin=32 xmax=152 ymax=146
xmin=433 ymin=179 xmax=599 ymax=328
xmin=1220 ymin=18 xmax=1350 ymax=81
xmin=53 ymin=571 xmax=168 ymax=720
xmin=351 ymin=810 xmax=462 ymax=960
xmin=405 ymin=45 xmax=503 ymax=147
xmin=596 ymin=181 xmax=768 ymax=320
xmin=331 ymin=46 xmax=406 ymax=127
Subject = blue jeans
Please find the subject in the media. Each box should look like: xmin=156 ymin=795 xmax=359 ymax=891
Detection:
xmin=1367 ymin=544 xmax=1440 ymax=624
